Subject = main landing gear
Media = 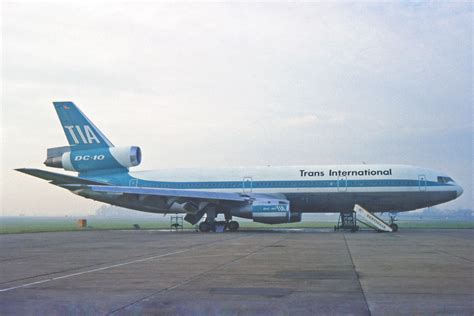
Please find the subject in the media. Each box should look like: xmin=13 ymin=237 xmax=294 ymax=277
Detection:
xmin=198 ymin=220 xmax=240 ymax=232
xmin=225 ymin=212 xmax=239 ymax=232
xmin=227 ymin=220 xmax=239 ymax=232
xmin=198 ymin=211 xmax=239 ymax=232
xmin=198 ymin=221 xmax=213 ymax=232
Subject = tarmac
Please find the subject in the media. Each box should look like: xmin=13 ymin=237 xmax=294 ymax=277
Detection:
xmin=0 ymin=228 xmax=473 ymax=315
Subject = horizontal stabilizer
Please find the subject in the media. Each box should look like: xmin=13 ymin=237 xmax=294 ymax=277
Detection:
xmin=68 ymin=184 xmax=250 ymax=202
xmin=15 ymin=168 xmax=106 ymax=186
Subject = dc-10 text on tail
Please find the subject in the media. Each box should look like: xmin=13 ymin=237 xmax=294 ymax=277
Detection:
xmin=17 ymin=102 xmax=463 ymax=232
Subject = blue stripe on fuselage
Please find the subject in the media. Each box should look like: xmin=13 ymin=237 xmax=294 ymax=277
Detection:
xmin=82 ymin=173 xmax=454 ymax=190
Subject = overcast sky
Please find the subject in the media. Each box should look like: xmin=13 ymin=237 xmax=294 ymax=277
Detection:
xmin=1 ymin=2 xmax=472 ymax=216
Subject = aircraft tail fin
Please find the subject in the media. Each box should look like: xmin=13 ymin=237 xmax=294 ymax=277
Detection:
xmin=53 ymin=102 xmax=114 ymax=150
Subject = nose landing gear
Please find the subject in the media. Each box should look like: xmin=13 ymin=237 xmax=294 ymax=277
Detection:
xmin=389 ymin=213 xmax=399 ymax=232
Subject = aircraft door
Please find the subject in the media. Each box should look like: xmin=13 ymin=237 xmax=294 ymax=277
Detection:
xmin=337 ymin=176 xmax=347 ymax=192
xmin=129 ymin=179 xmax=138 ymax=187
xmin=418 ymin=175 xmax=427 ymax=191
xmin=243 ymin=177 xmax=252 ymax=193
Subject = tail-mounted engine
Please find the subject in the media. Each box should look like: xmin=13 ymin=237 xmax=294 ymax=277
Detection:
xmin=44 ymin=146 xmax=142 ymax=172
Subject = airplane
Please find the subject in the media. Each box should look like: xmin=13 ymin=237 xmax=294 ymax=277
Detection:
xmin=16 ymin=102 xmax=464 ymax=232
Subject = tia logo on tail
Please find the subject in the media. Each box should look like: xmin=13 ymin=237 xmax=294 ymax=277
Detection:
xmin=64 ymin=125 xmax=100 ymax=144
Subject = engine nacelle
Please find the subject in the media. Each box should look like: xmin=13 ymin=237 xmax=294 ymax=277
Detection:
xmin=44 ymin=146 xmax=142 ymax=172
xmin=250 ymin=198 xmax=293 ymax=224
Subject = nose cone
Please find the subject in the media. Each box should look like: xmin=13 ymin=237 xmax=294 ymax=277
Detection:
xmin=456 ymin=185 xmax=463 ymax=197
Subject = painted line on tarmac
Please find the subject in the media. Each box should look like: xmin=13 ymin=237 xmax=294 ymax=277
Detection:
xmin=107 ymin=236 xmax=286 ymax=315
xmin=0 ymin=249 xmax=190 ymax=293
xmin=157 ymin=253 xmax=248 ymax=260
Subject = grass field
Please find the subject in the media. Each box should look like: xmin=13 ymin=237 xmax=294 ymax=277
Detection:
xmin=0 ymin=217 xmax=472 ymax=234
xmin=0 ymin=218 xmax=179 ymax=234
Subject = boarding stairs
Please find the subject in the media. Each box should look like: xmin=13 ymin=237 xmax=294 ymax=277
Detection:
xmin=353 ymin=204 xmax=393 ymax=232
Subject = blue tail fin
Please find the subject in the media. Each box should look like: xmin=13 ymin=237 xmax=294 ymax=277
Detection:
xmin=53 ymin=102 xmax=113 ymax=150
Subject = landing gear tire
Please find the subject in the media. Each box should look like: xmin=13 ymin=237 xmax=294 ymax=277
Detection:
xmin=390 ymin=223 xmax=399 ymax=232
xmin=198 ymin=222 xmax=211 ymax=232
xmin=228 ymin=221 xmax=239 ymax=232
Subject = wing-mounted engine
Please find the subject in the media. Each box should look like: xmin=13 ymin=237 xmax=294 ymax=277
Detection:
xmin=252 ymin=198 xmax=291 ymax=224
xmin=234 ymin=197 xmax=301 ymax=224
xmin=44 ymin=146 xmax=142 ymax=172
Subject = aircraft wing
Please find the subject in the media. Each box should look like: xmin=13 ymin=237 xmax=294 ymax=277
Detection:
xmin=15 ymin=168 xmax=250 ymax=203
xmin=64 ymin=184 xmax=251 ymax=203
xmin=15 ymin=168 xmax=107 ymax=185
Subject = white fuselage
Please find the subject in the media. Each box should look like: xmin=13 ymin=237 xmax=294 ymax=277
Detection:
xmin=122 ymin=164 xmax=462 ymax=213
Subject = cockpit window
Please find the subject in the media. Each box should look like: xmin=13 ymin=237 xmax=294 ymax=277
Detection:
xmin=437 ymin=176 xmax=454 ymax=183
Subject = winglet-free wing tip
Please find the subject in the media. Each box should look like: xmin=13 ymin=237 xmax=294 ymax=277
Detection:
xmin=15 ymin=168 xmax=106 ymax=185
